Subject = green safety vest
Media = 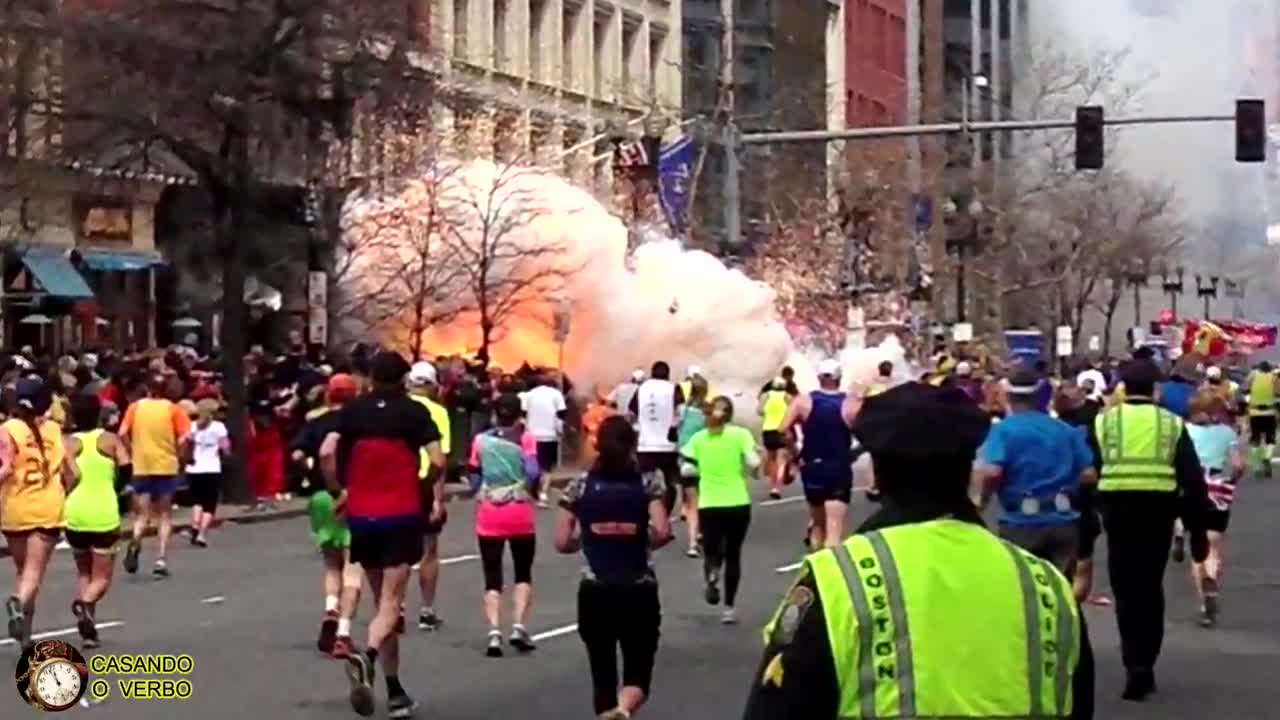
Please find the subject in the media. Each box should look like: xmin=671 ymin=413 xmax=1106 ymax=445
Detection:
xmin=784 ymin=520 xmax=1080 ymax=719
xmin=1248 ymin=372 xmax=1276 ymax=416
xmin=1094 ymin=403 xmax=1181 ymax=493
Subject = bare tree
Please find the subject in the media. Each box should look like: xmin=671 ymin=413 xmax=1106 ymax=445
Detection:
xmin=437 ymin=158 xmax=577 ymax=366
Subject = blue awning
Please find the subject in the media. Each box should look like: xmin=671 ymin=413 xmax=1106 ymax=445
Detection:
xmin=79 ymin=248 xmax=165 ymax=272
xmin=19 ymin=248 xmax=94 ymax=299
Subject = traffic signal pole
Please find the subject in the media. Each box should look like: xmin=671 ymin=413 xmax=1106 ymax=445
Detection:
xmin=723 ymin=111 xmax=1239 ymax=246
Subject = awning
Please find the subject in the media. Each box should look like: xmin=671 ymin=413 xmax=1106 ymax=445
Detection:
xmin=18 ymin=247 xmax=94 ymax=299
xmin=79 ymin=248 xmax=165 ymax=272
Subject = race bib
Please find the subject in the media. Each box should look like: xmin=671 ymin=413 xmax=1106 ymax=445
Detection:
xmin=1019 ymin=497 xmax=1040 ymax=515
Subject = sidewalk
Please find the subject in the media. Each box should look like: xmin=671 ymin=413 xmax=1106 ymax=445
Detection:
xmin=0 ymin=470 xmax=582 ymax=558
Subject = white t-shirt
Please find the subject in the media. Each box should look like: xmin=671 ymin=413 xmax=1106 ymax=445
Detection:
xmin=635 ymin=379 xmax=678 ymax=453
xmin=187 ymin=420 xmax=228 ymax=474
xmin=523 ymin=385 xmax=567 ymax=441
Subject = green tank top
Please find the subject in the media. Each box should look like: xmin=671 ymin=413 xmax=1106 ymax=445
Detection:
xmin=761 ymin=391 xmax=789 ymax=431
xmin=64 ymin=429 xmax=120 ymax=533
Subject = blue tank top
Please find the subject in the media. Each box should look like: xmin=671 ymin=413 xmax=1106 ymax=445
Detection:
xmin=577 ymin=471 xmax=652 ymax=584
xmin=801 ymin=391 xmax=853 ymax=465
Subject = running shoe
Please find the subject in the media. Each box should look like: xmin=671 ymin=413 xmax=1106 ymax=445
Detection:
xmin=331 ymin=636 xmax=354 ymax=659
xmin=395 ymin=612 xmax=406 ymax=634
xmin=6 ymin=595 xmax=29 ymax=649
xmin=768 ymin=489 xmax=782 ymax=501
xmin=344 ymin=651 xmax=376 ymax=717
xmin=193 ymin=535 xmax=209 ymax=548
xmin=485 ymin=630 xmax=504 ymax=657
xmin=72 ymin=600 xmax=100 ymax=648
xmin=1171 ymin=535 xmax=1185 ymax=563
xmin=600 ymin=709 xmax=632 ymax=720
xmin=387 ymin=692 xmax=418 ymax=719
xmin=417 ymin=610 xmax=443 ymax=632
xmin=685 ymin=547 xmax=700 ymax=559
xmin=509 ymin=626 xmax=536 ymax=653
xmin=705 ymin=577 xmax=721 ymax=606
xmin=123 ymin=540 xmax=141 ymax=574
xmin=153 ymin=560 xmax=170 ymax=578
xmin=318 ymin=610 xmax=339 ymax=654
xmin=721 ymin=608 xmax=739 ymax=625
xmin=536 ymin=491 xmax=551 ymax=509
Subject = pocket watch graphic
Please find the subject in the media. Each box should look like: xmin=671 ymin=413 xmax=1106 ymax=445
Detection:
xmin=14 ymin=639 xmax=89 ymax=712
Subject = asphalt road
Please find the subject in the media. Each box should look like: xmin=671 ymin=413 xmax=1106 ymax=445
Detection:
xmin=3 ymin=477 xmax=1279 ymax=719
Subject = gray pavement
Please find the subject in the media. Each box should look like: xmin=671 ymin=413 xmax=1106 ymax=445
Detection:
xmin=2 ymin=478 xmax=1279 ymax=719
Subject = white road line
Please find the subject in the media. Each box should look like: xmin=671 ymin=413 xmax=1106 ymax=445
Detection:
xmin=412 ymin=553 xmax=480 ymax=570
xmin=775 ymin=561 xmax=805 ymax=574
xmin=531 ymin=623 xmax=579 ymax=642
xmin=0 ymin=620 xmax=126 ymax=646
xmin=760 ymin=495 xmax=805 ymax=507
xmin=202 ymin=595 xmax=226 ymax=604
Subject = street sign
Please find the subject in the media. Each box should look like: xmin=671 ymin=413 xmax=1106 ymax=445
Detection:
xmin=307 ymin=271 xmax=327 ymax=309
xmin=308 ymin=306 xmax=327 ymax=346
xmin=1056 ymin=325 xmax=1073 ymax=357
xmin=953 ymin=323 xmax=973 ymax=343
xmin=1088 ymin=335 xmax=1101 ymax=352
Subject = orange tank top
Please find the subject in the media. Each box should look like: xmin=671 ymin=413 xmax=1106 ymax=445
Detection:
xmin=0 ymin=417 xmax=66 ymax=531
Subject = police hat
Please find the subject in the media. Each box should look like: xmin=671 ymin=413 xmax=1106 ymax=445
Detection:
xmin=852 ymin=381 xmax=990 ymax=459
xmin=1118 ymin=358 xmax=1161 ymax=392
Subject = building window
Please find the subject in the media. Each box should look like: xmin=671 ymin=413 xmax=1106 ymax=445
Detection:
xmin=871 ymin=7 xmax=886 ymax=71
xmin=563 ymin=2 xmax=581 ymax=90
xmin=493 ymin=0 xmax=509 ymax=71
xmin=649 ymin=27 xmax=666 ymax=101
xmin=622 ymin=16 xmax=640 ymax=101
xmin=453 ymin=0 xmax=468 ymax=58
xmin=592 ymin=10 xmax=610 ymax=99
xmin=530 ymin=0 xmax=547 ymax=83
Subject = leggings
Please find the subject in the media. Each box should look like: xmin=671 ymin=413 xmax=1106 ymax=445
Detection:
xmin=578 ymin=579 xmax=661 ymax=714
xmin=477 ymin=534 xmax=536 ymax=592
xmin=698 ymin=505 xmax=751 ymax=606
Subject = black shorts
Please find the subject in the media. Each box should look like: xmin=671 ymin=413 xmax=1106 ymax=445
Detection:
xmin=1204 ymin=508 xmax=1231 ymax=533
xmin=66 ymin=529 xmax=120 ymax=553
xmin=1077 ymin=510 xmax=1102 ymax=560
xmin=186 ymin=473 xmax=221 ymax=513
xmin=638 ymin=452 xmax=681 ymax=506
xmin=804 ymin=483 xmax=852 ymax=506
xmin=762 ymin=430 xmax=788 ymax=452
xmin=349 ymin=523 xmax=424 ymax=570
xmin=536 ymin=441 xmax=559 ymax=473
xmin=1249 ymin=414 xmax=1277 ymax=444
xmin=422 ymin=508 xmax=448 ymax=536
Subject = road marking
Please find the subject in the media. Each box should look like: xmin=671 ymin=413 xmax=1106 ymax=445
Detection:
xmin=531 ymin=623 xmax=579 ymax=642
xmin=760 ymin=495 xmax=804 ymax=507
xmin=412 ymin=553 xmax=480 ymax=571
xmin=202 ymin=595 xmax=226 ymax=604
xmin=775 ymin=561 xmax=805 ymax=574
xmin=0 ymin=620 xmax=126 ymax=646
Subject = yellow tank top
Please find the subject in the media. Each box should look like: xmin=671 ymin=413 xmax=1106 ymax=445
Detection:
xmin=760 ymin=390 xmax=789 ymax=431
xmin=0 ymin=417 xmax=67 ymax=531
xmin=1250 ymin=373 xmax=1276 ymax=415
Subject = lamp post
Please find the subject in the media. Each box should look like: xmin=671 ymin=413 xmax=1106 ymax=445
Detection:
xmin=1223 ymin=277 xmax=1246 ymax=319
xmin=943 ymin=196 xmax=983 ymax=324
xmin=1195 ymin=274 xmax=1220 ymax=319
xmin=1160 ymin=265 xmax=1185 ymax=320
xmin=1124 ymin=264 xmax=1148 ymax=323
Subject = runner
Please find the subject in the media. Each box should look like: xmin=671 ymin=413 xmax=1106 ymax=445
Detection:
xmin=607 ymin=370 xmax=645 ymax=426
xmin=292 ymin=373 xmax=362 ymax=658
xmin=185 ymin=399 xmax=228 ymax=547
xmin=675 ymin=377 xmax=709 ymax=557
xmin=779 ymin=359 xmax=858 ymax=549
xmin=555 ymin=416 xmax=671 ymax=719
xmin=679 ymin=396 xmax=757 ymax=624
xmin=119 ymin=374 xmax=193 ymax=577
xmin=522 ymin=373 xmax=566 ymax=508
xmin=469 ymin=393 xmax=541 ymax=657
xmin=758 ymin=377 xmax=791 ymax=500
xmin=408 ymin=362 xmax=451 ymax=632
xmin=630 ymin=362 xmax=685 ymax=514
xmin=1245 ymin=362 xmax=1276 ymax=479
xmin=321 ymin=352 xmax=445 ymax=718
xmin=1185 ymin=390 xmax=1245 ymax=627
xmin=2 ymin=377 xmax=76 ymax=651
xmin=864 ymin=361 xmax=894 ymax=397
xmin=64 ymin=393 xmax=129 ymax=648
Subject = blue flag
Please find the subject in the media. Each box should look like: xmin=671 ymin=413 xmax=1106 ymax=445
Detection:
xmin=657 ymin=134 xmax=694 ymax=236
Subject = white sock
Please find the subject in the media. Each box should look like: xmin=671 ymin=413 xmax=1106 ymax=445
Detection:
xmin=423 ymin=606 xmax=434 ymax=615
xmin=337 ymin=618 xmax=351 ymax=637
xmin=324 ymin=595 xmax=339 ymax=613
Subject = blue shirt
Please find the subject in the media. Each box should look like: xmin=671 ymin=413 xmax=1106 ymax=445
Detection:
xmin=1187 ymin=423 xmax=1236 ymax=472
xmin=980 ymin=410 xmax=1092 ymax=527
xmin=1157 ymin=380 xmax=1195 ymax=419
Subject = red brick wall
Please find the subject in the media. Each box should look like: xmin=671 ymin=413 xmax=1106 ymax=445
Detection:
xmin=845 ymin=0 xmax=908 ymax=127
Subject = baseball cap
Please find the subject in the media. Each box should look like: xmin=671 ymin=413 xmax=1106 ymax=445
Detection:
xmin=1004 ymin=367 xmax=1041 ymax=395
xmin=409 ymin=361 xmax=437 ymax=386
xmin=956 ymin=361 xmax=973 ymax=376
xmin=630 ymin=369 xmax=645 ymax=382
xmin=687 ymin=364 xmax=703 ymax=378
xmin=771 ymin=376 xmax=786 ymax=389
xmin=369 ymin=351 xmax=411 ymax=385
xmin=15 ymin=377 xmax=42 ymax=408
xmin=1206 ymin=366 xmax=1223 ymax=380
xmin=817 ymin=359 xmax=842 ymax=378
xmin=327 ymin=373 xmax=358 ymax=402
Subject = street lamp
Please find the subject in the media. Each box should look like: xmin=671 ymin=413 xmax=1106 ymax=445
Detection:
xmin=944 ymin=194 xmax=982 ymax=324
xmin=1195 ymin=274 xmax=1220 ymax=319
xmin=1124 ymin=263 xmax=1148 ymax=322
xmin=1160 ymin=265 xmax=1185 ymax=320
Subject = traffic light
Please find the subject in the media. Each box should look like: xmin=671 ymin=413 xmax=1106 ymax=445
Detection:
xmin=1075 ymin=105 xmax=1105 ymax=170
xmin=1236 ymin=98 xmax=1266 ymax=163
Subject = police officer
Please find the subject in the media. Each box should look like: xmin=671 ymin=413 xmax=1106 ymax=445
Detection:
xmin=555 ymin=415 xmax=673 ymax=720
xmin=1090 ymin=358 xmax=1209 ymax=701
xmin=743 ymin=382 xmax=1095 ymax=720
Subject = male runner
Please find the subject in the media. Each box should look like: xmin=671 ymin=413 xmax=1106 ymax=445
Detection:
xmin=631 ymin=361 xmax=686 ymax=513
xmin=779 ymin=359 xmax=859 ymax=549
xmin=321 ymin=352 xmax=445 ymax=719
xmin=408 ymin=362 xmax=451 ymax=631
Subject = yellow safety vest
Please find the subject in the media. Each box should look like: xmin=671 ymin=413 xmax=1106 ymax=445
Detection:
xmin=1093 ymin=403 xmax=1181 ymax=493
xmin=411 ymin=394 xmax=452 ymax=477
xmin=781 ymin=520 xmax=1079 ymax=719
xmin=1248 ymin=372 xmax=1276 ymax=417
